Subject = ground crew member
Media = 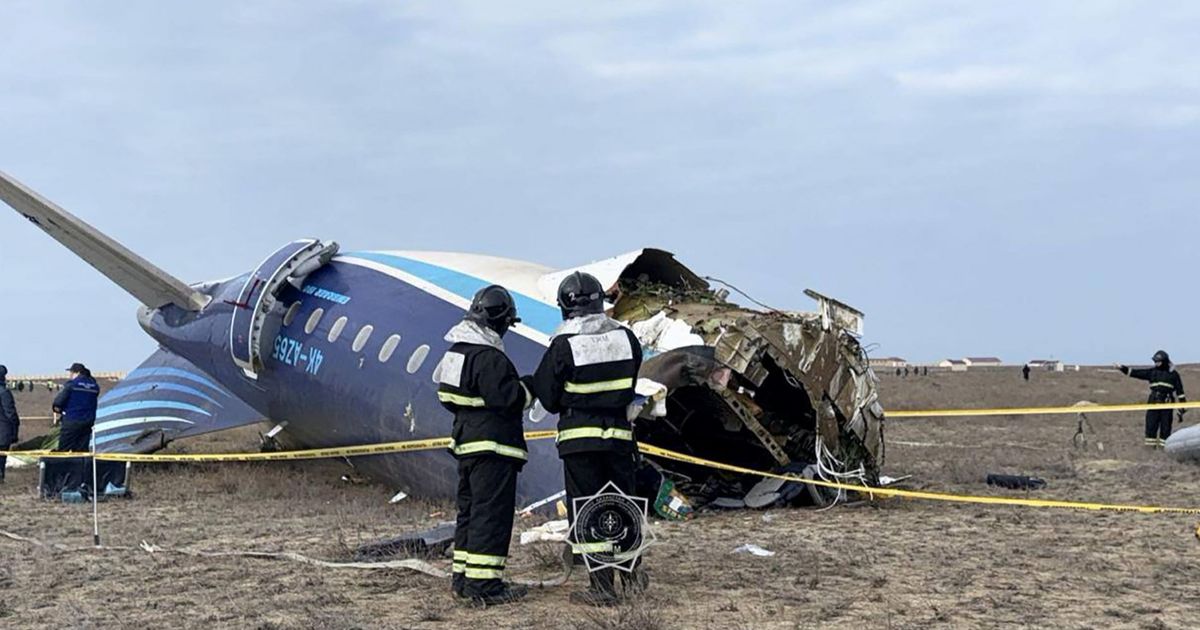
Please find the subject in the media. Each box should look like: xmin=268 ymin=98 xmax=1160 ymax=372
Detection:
xmin=529 ymin=272 xmax=646 ymax=607
xmin=435 ymin=285 xmax=530 ymax=606
xmin=1118 ymin=350 xmax=1188 ymax=448
xmin=0 ymin=365 xmax=20 ymax=482
xmin=52 ymin=362 xmax=101 ymax=452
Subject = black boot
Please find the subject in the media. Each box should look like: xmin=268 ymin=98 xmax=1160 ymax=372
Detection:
xmin=570 ymin=569 xmax=620 ymax=607
xmin=465 ymin=579 xmax=529 ymax=607
xmin=451 ymin=573 xmax=465 ymax=599
xmin=619 ymin=566 xmax=650 ymax=597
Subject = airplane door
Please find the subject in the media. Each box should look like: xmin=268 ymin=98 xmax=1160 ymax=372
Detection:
xmin=229 ymin=239 xmax=338 ymax=377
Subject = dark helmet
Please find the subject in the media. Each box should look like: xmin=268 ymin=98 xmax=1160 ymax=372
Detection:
xmin=557 ymin=272 xmax=605 ymax=319
xmin=1153 ymin=350 xmax=1170 ymax=366
xmin=466 ymin=285 xmax=520 ymax=337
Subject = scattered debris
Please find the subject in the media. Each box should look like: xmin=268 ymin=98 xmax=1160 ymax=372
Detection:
xmin=519 ymin=490 xmax=567 ymax=516
xmin=353 ymin=522 xmax=456 ymax=560
xmin=986 ymin=474 xmax=1047 ymax=491
xmin=519 ymin=519 xmax=570 ymax=546
xmin=732 ymin=544 xmax=775 ymax=557
xmin=878 ymin=475 xmax=912 ymax=486
xmin=389 ymin=491 xmax=409 ymax=504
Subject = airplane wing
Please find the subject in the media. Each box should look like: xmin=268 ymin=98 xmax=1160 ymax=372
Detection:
xmin=94 ymin=348 xmax=266 ymax=453
xmin=0 ymin=170 xmax=209 ymax=311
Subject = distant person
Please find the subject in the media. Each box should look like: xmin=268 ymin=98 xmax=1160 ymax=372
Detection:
xmin=52 ymin=363 xmax=101 ymax=452
xmin=923 ymin=366 xmax=928 ymax=376
xmin=1118 ymin=351 xmax=1187 ymax=449
xmin=0 ymin=365 xmax=20 ymax=482
xmin=903 ymin=367 xmax=909 ymax=378
xmin=895 ymin=367 xmax=901 ymax=377
xmin=16 ymin=380 xmax=23 ymax=393
xmin=1022 ymin=364 xmax=1031 ymax=381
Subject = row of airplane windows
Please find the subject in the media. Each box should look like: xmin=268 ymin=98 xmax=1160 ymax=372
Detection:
xmin=282 ymin=301 xmax=431 ymax=374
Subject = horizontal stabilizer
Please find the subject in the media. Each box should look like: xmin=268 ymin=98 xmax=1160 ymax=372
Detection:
xmin=0 ymin=170 xmax=208 ymax=310
xmin=94 ymin=348 xmax=265 ymax=452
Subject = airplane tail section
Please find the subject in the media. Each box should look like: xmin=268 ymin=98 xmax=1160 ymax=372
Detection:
xmin=94 ymin=348 xmax=266 ymax=453
xmin=0 ymin=170 xmax=209 ymax=311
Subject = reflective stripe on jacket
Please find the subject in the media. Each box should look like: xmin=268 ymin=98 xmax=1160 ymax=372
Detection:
xmin=530 ymin=319 xmax=643 ymax=456
xmin=434 ymin=339 xmax=529 ymax=464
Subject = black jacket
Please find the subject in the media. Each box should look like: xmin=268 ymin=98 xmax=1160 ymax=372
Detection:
xmin=434 ymin=322 xmax=530 ymax=465
xmin=0 ymin=380 xmax=18 ymax=445
xmin=529 ymin=315 xmax=643 ymax=456
xmin=1122 ymin=365 xmax=1187 ymax=404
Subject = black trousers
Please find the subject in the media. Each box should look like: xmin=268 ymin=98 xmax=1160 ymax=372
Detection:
xmin=1146 ymin=409 xmax=1173 ymax=441
xmin=563 ymin=451 xmax=637 ymax=525
xmin=57 ymin=423 xmax=93 ymax=452
xmin=454 ymin=455 xmax=519 ymax=594
xmin=0 ymin=440 xmax=10 ymax=479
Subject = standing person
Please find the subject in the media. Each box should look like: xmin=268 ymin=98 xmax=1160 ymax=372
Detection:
xmin=1022 ymin=364 xmax=1031 ymax=381
xmin=434 ymin=285 xmax=530 ymax=606
xmin=52 ymin=363 xmax=101 ymax=452
xmin=529 ymin=272 xmax=645 ymax=607
xmin=0 ymin=365 xmax=20 ymax=482
xmin=1118 ymin=350 xmax=1188 ymax=449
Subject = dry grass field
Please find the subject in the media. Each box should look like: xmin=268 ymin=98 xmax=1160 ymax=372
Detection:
xmin=2 ymin=366 xmax=1199 ymax=629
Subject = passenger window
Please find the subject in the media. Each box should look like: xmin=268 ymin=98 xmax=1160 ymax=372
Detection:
xmin=328 ymin=316 xmax=348 ymax=343
xmin=407 ymin=344 xmax=431 ymax=374
xmin=352 ymin=325 xmax=374 ymax=352
xmin=283 ymin=302 xmax=301 ymax=326
xmin=304 ymin=308 xmax=324 ymax=335
xmin=379 ymin=335 xmax=402 ymax=363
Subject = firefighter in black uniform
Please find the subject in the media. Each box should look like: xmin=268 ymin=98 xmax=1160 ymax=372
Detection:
xmin=435 ymin=285 xmax=531 ymax=606
xmin=1118 ymin=350 xmax=1188 ymax=448
xmin=529 ymin=272 xmax=646 ymax=607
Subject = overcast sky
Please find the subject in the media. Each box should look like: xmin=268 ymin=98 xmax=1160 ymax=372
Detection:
xmin=1 ymin=1 xmax=1197 ymax=374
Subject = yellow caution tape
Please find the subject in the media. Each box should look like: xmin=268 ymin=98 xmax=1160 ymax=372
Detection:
xmin=5 ymin=423 xmax=1200 ymax=515
xmin=2 ymin=432 xmax=558 ymax=462
xmin=637 ymin=443 xmax=1200 ymax=515
xmin=890 ymin=401 xmax=1199 ymax=419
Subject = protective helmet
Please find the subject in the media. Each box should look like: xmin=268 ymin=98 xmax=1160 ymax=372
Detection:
xmin=556 ymin=272 xmax=605 ymax=319
xmin=1153 ymin=350 xmax=1170 ymax=366
xmin=466 ymin=285 xmax=521 ymax=337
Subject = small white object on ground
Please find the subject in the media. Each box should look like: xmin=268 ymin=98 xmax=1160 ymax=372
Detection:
xmin=732 ymin=544 xmax=775 ymax=557
xmin=389 ymin=491 xmax=408 ymax=504
xmin=519 ymin=519 xmax=570 ymax=545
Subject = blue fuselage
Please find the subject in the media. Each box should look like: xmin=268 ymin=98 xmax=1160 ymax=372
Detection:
xmin=146 ymin=252 xmax=566 ymax=501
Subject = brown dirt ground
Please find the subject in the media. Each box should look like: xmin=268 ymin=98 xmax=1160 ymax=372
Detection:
xmin=2 ymin=366 xmax=1199 ymax=629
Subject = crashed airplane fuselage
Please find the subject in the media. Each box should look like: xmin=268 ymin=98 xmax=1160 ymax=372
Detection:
xmin=0 ymin=171 xmax=884 ymax=504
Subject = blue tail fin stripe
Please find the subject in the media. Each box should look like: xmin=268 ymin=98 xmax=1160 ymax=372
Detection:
xmin=97 ymin=400 xmax=212 ymax=419
xmin=124 ymin=367 xmax=223 ymax=392
xmin=102 ymin=382 xmax=224 ymax=407
xmin=94 ymin=416 xmax=196 ymax=435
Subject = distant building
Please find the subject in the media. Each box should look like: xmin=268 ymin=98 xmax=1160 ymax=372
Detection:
xmin=869 ymin=357 xmax=908 ymax=369
xmin=939 ymin=359 xmax=969 ymax=372
xmin=1028 ymin=359 xmax=1065 ymax=372
xmin=962 ymin=357 xmax=1003 ymax=367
